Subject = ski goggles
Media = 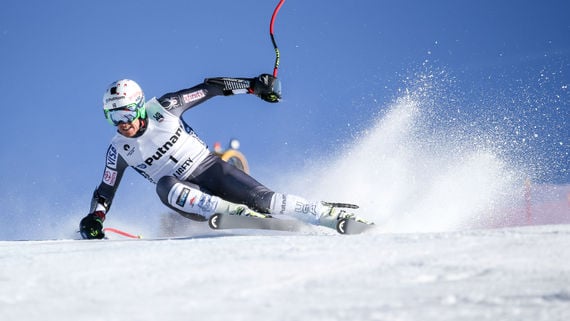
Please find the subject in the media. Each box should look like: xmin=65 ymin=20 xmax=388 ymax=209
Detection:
xmin=105 ymin=102 xmax=143 ymax=126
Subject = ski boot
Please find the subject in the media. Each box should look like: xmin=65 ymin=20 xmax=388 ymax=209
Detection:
xmin=228 ymin=204 xmax=271 ymax=219
xmin=317 ymin=202 xmax=372 ymax=229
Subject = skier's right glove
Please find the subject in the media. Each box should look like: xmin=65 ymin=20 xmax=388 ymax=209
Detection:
xmin=79 ymin=211 xmax=106 ymax=239
xmin=251 ymin=74 xmax=281 ymax=103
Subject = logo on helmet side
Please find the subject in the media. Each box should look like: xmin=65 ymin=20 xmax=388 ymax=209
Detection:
xmin=105 ymin=96 xmax=125 ymax=103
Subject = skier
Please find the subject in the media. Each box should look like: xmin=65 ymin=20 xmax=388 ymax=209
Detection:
xmin=79 ymin=75 xmax=370 ymax=239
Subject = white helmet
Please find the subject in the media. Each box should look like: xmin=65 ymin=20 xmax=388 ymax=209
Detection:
xmin=102 ymin=79 xmax=146 ymax=126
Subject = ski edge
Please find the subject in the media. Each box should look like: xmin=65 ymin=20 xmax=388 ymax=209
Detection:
xmin=209 ymin=213 xmax=304 ymax=233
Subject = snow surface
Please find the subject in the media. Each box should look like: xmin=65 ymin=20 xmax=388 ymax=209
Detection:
xmin=1 ymin=224 xmax=569 ymax=321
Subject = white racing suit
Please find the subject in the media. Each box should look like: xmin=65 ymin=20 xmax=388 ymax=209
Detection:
xmin=90 ymin=77 xmax=326 ymax=224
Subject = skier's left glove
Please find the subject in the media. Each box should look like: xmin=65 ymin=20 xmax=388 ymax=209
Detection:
xmin=79 ymin=211 xmax=106 ymax=239
xmin=251 ymin=74 xmax=281 ymax=103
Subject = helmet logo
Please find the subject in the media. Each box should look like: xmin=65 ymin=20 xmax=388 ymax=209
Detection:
xmin=105 ymin=96 xmax=125 ymax=103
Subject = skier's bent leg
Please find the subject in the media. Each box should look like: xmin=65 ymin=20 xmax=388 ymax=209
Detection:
xmin=269 ymin=193 xmax=368 ymax=227
xmin=188 ymin=154 xmax=274 ymax=214
xmin=156 ymin=176 xmax=266 ymax=221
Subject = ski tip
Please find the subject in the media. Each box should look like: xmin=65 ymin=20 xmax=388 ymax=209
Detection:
xmin=336 ymin=219 xmax=348 ymax=234
xmin=335 ymin=219 xmax=374 ymax=235
xmin=209 ymin=213 xmax=221 ymax=229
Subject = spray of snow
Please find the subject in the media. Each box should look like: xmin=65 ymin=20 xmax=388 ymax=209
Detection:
xmin=279 ymin=73 xmax=531 ymax=233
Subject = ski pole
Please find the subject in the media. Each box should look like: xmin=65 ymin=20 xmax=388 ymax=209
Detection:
xmin=103 ymin=227 xmax=142 ymax=239
xmin=270 ymin=0 xmax=285 ymax=77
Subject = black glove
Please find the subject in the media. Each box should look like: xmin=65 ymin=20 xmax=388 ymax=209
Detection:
xmin=79 ymin=211 xmax=106 ymax=239
xmin=252 ymin=74 xmax=281 ymax=103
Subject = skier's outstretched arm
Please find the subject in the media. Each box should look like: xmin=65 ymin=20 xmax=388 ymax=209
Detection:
xmin=157 ymin=74 xmax=282 ymax=117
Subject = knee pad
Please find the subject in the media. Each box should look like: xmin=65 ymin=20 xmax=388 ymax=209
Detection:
xmin=156 ymin=176 xmax=220 ymax=219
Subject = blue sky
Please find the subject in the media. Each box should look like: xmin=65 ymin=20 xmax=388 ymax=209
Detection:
xmin=0 ymin=0 xmax=568 ymax=239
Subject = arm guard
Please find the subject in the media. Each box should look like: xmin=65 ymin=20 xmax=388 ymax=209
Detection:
xmin=203 ymin=77 xmax=253 ymax=95
xmin=89 ymin=188 xmax=111 ymax=213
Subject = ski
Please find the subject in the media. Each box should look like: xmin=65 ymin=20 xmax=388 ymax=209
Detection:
xmin=208 ymin=213 xmax=304 ymax=233
xmin=336 ymin=219 xmax=375 ymax=235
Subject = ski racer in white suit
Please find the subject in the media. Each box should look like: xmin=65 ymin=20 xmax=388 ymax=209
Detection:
xmin=80 ymin=75 xmax=368 ymax=239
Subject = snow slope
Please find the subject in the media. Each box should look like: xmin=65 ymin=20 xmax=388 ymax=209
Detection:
xmin=1 ymin=224 xmax=569 ymax=321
